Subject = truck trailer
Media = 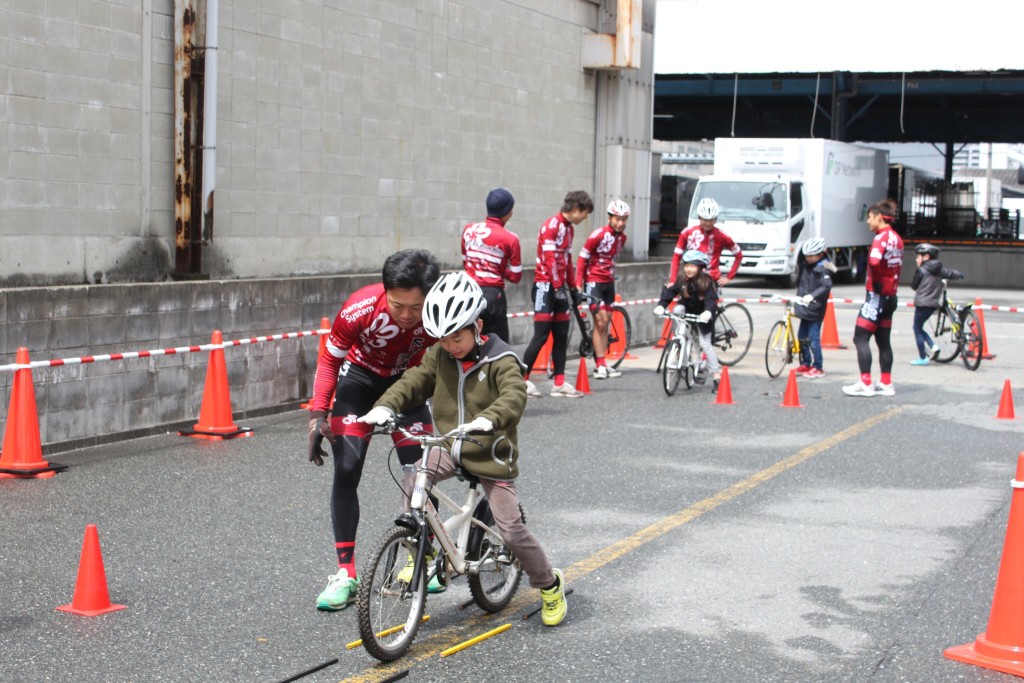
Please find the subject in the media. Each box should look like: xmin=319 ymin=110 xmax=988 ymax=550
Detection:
xmin=687 ymin=138 xmax=890 ymax=284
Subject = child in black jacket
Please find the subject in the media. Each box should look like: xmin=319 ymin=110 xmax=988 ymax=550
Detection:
xmin=910 ymin=243 xmax=964 ymax=365
xmin=793 ymin=238 xmax=836 ymax=378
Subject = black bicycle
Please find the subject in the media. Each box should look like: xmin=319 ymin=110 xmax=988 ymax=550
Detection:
xmin=547 ymin=289 xmax=632 ymax=376
xmin=656 ymin=301 xmax=752 ymax=372
xmin=930 ymin=279 xmax=983 ymax=371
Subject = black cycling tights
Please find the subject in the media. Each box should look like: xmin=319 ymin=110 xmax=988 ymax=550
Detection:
xmin=852 ymin=325 xmax=893 ymax=375
xmin=523 ymin=319 xmax=571 ymax=377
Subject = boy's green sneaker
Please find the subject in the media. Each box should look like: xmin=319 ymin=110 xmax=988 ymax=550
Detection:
xmin=427 ymin=575 xmax=447 ymax=594
xmin=540 ymin=568 xmax=567 ymax=626
xmin=316 ymin=568 xmax=358 ymax=611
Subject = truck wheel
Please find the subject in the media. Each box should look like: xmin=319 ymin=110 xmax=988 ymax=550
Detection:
xmin=844 ymin=252 xmax=864 ymax=284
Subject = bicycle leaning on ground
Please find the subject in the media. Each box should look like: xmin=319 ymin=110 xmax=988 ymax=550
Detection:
xmin=656 ymin=300 xmax=752 ymax=372
xmin=355 ymin=420 xmax=523 ymax=662
xmin=764 ymin=296 xmax=801 ymax=378
xmin=548 ymin=288 xmax=632 ymax=376
xmin=929 ymin=278 xmax=983 ymax=371
xmin=657 ymin=310 xmax=710 ymax=395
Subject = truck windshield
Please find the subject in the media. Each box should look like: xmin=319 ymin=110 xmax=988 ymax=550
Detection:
xmin=691 ymin=182 xmax=788 ymax=223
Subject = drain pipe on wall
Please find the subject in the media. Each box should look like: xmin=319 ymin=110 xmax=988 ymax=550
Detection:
xmin=201 ymin=0 xmax=217 ymax=243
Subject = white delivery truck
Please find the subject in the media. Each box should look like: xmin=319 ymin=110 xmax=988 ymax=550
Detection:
xmin=687 ymin=138 xmax=890 ymax=284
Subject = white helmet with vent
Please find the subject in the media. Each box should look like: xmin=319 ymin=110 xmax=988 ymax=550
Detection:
xmin=422 ymin=272 xmax=486 ymax=339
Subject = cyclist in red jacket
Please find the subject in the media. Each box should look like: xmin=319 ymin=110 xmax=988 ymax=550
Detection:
xmin=576 ymin=199 xmax=629 ymax=379
xmin=461 ymin=188 xmax=522 ymax=343
xmin=843 ymin=199 xmax=904 ymax=398
xmin=668 ymin=197 xmax=743 ymax=286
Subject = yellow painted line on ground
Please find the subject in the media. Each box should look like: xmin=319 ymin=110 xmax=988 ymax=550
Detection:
xmin=341 ymin=406 xmax=905 ymax=682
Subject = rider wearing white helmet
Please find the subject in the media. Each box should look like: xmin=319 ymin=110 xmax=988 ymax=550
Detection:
xmin=669 ymin=196 xmax=743 ymax=287
xmin=576 ymin=199 xmax=631 ymax=379
xmin=793 ymin=237 xmax=836 ymax=379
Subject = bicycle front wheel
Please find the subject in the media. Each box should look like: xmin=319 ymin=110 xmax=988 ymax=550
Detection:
xmin=608 ymin=305 xmax=632 ymax=370
xmin=714 ymin=303 xmax=753 ymax=366
xmin=765 ymin=320 xmax=789 ymax=378
xmin=356 ymin=526 xmax=427 ymax=662
xmin=684 ymin=336 xmax=700 ymax=389
xmin=931 ymin=307 xmax=960 ymax=363
xmin=467 ymin=500 xmax=523 ymax=613
xmin=663 ymin=339 xmax=682 ymax=396
xmin=959 ymin=309 xmax=983 ymax=371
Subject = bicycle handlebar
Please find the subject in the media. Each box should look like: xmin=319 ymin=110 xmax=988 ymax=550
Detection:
xmin=369 ymin=420 xmax=486 ymax=448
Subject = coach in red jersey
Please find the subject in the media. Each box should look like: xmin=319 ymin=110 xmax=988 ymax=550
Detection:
xmin=843 ymin=199 xmax=904 ymax=398
xmin=668 ymin=197 xmax=743 ymax=286
xmin=521 ymin=190 xmax=594 ymax=398
xmin=306 ymin=249 xmax=440 ymax=611
xmin=461 ymin=188 xmax=523 ymax=342
xmin=576 ymin=199 xmax=629 ymax=379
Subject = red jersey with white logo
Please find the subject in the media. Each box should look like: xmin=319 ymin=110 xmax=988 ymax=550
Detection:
xmin=866 ymin=227 xmax=903 ymax=296
xmin=576 ymin=224 xmax=627 ymax=284
xmin=534 ymin=213 xmax=576 ymax=289
xmin=669 ymin=225 xmax=743 ymax=282
xmin=309 ymin=284 xmax=436 ymax=413
xmin=461 ymin=216 xmax=523 ymax=288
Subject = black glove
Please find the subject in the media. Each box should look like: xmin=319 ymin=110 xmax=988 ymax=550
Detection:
xmin=307 ymin=410 xmax=336 ymax=466
xmin=570 ymin=288 xmax=583 ymax=307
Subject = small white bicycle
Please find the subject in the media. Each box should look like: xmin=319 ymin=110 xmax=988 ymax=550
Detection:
xmin=657 ymin=311 xmax=709 ymax=396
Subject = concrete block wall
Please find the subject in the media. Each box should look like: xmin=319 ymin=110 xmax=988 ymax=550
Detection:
xmin=0 ymin=260 xmax=667 ymax=453
xmin=1 ymin=0 xmax=610 ymax=286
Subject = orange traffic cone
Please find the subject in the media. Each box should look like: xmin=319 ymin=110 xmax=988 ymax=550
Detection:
xmin=713 ymin=366 xmax=734 ymax=405
xmin=945 ymin=452 xmax=1024 ymax=676
xmin=56 ymin=524 xmax=126 ymax=616
xmin=653 ymin=317 xmax=673 ymax=349
xmin=780 ymin=369 xmax=804 ymax=408
xmin=996 ymin=380 xmax=1017 ymax=420
xmin=0 ymin=347 xmax=67 ymax=479
xmin=531 ymin=334 xmax=553 ymax=372
xmin=820 ymin=294 xmax=846 ymax=349
xmin=178 ymin=330 xmax=253 ymax=440
xmin=974 ymin=298 xmax=996 ymax=360
xmin=574 ymin=357 xmax=591 ymax=395
xmin=300 ymin=317 xmax=331 ymax=409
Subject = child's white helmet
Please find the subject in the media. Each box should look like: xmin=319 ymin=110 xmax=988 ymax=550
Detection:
xmin=422 ymin=272 xmax=486 ymax=339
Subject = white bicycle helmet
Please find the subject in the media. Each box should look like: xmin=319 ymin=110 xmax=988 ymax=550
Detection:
xmin=695 ymin=197 xmax=720 ymax=220
xmin=682 ymin=249 xmax=710 ymax=268
xmin=422 ymin=272 xmax=486 ymax=338
xmin=802 ymin=237 xmax=826 ymax=256
xmin=607 ymin=199 xmax=630 ymax=217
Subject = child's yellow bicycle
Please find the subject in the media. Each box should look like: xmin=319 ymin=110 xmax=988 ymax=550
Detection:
xmin=765 ymin=297 xmax=800 ymax=378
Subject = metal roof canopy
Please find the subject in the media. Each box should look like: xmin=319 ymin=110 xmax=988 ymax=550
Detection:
xmin=654 ymin=70 xmax=1024 ymax=155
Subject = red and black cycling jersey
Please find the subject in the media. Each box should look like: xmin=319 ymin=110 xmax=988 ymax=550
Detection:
xmin=309 ymin=283 xmax=436 ymax=413
xmin=533 ymin=213 xmax=576 ymax=290
xmin=865 ymin=227 xmax=903 ymax=297
xmin=669 ymin=225 xmax=743 ymax=282
xmin=461 ymin=217 xmax=523 ymax=289
xmin=576 ymin=224 xmax=627 ymax=285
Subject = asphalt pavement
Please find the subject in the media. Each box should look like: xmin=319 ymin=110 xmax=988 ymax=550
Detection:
xmin=1 ymin=279 xmax=1022 ymax=683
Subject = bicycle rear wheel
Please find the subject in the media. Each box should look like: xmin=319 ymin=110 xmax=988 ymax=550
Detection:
xmin=931 ymin=307 xmax=960 ymax=363
xmin=959 ymin=309 xmax=983 ymax=371
xmin=608 ymin=305 xmax=632 ymax=370
xmin=713 ymin=303 xmax=753 ymax=366
xmin=662 ymin=339 xmax=682 ymax=396
xmin=765 ymin=320 xmax=789 ymax=378
xmin=356 ymin=526 xmax=427 ymax=662
xmin=467 ymin=500 xmax=523 ymax=613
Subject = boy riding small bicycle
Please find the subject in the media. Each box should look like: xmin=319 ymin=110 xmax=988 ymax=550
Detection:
xmin=793 ymin=238 xmax=836 ymax=378
xmin=358 ymin=271 xmax=568 ymax=627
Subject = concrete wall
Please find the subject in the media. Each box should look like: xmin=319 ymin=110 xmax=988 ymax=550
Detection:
xmin=0 ymin=0 xmax=618 ymax=285
xmin=0 ymin=261 xmax=668 ymax=453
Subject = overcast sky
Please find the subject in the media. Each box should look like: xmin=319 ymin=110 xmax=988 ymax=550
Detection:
xmin=655 ymin=0 xmax=1024 ymax=74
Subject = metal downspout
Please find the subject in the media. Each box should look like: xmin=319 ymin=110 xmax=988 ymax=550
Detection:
xmin=173 ymin=0 xmax=196 ymax=276
xmin=201 ymin=0 xmax=218 ymax=243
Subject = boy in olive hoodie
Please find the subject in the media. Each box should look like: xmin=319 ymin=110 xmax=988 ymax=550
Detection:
xmin=358 ymin=272 xmax=567 ymax=627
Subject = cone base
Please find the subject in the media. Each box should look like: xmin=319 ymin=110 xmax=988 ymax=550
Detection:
xmin=945 ymin=638 xmax=1024 ymax=677
xmin=56 ymin=602 xmax=126 ymax=617
xmin=178 ymin=427 xmax=253 ymax=440
xmin=779 ymin=403 xmax=805 ymax=408
xmin=0 ymin=461 xmax=68 ymax=478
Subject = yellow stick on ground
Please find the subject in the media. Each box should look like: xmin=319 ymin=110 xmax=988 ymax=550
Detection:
xmin=345 ymin=616 xmax=430 ymax=649
xmin=439 ymin=623 xmax=512 ymax=658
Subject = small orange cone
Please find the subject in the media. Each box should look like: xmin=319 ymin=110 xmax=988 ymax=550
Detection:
xmin=531 ymin=334 xmax=553 ymax=372
xmin=0 ymin=347 xmax=67 ymax=479
xmin=820 ymin=294 xmax=846 ymax=349
xmin=996 ymin=380 xmax=1017 ymax=420
xmin=653 ymin=317 xmax=673 ymax=349
xmin=945 ymin=452 xmax=1024 ymax=676
xmin=56 ymin=524 xmax=126 ymax=616
xmin=713 ymin=366 xmax=734 ymax=405
xmin=300 ymin=317 xmax=331 ymax=409
xmin=780 ymin=369 xmax=804 ymax=408
xmin=974 ymin=298 xmax=996 ymax=360
xmin=178 ymin=330 xmax=253 ymax=440
xmin=574 ymin=357 xmax=591 ymax=395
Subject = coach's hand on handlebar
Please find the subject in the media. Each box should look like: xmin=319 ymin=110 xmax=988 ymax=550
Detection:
xmin=307 ymin=410 xmax=336 ymax=466
xmin=457 ymin=416 xmax=494 ymax=434
xmin=357 ymin=406 xmax=395 ymax=427
xmin=653 ymin=305 xmax=666 ymax=317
